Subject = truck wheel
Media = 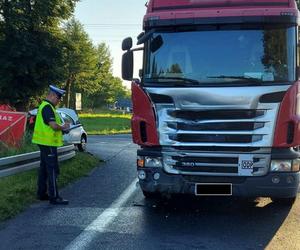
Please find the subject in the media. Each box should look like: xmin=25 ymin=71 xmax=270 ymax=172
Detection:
xmin=77 ymin=135 xmax=87 ymax=152
xmin=271 ymin=197 xmax=296 ymax=206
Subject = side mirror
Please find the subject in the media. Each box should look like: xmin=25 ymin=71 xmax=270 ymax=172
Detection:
xmin=137 ymin=32 xmax=145 ymax=41
xmin=122 ymin=51 xmax=133 ymax=80
xmin=122 ymin=37 xmax=133 ymax=51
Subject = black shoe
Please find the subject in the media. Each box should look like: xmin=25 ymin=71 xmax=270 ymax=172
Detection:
xmin=37 ymin=194 xmax=49 ymax=201
xmin=49 ymin=197 xmax=69 ymax=205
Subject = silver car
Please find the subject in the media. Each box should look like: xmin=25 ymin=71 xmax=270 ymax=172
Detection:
xmin=29 ymin=108 xmax=87 ymax=151
xmin=58 ymin=108 xmax=87 ymax=152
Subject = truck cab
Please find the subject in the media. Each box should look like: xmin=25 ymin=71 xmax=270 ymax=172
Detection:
xmin=122 ymin=0 xmax=300 ymax=203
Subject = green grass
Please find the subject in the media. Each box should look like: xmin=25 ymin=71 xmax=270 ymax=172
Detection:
xmin=79 ymin=108 xmax=130 ymax=115
xmin=79 ymin=113 xmax=131 ymax=119
xmin=0 ymin=132 xmax=38 ymax=158
xmin=0 ymin=152 xmax=99 ymax=222
xmin=80 ymin=116 xmax=131 ymax=135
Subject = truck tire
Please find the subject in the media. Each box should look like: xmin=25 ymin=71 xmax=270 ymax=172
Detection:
xmin=271 ymin=197 xmax=296 ymax=206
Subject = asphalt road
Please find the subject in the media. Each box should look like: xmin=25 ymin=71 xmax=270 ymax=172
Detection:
xmin=0 ymin=134 xmax=299 ymax=250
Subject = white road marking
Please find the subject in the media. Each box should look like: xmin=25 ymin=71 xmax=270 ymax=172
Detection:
xmin=64 ymin=178 xmax=138 ymax=250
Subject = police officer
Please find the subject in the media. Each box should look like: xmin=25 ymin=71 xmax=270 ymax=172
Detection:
xmin=32 ymin=85 xmax=70 ymax=205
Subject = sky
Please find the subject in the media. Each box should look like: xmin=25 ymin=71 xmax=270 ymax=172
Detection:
xmin=74 ymin=0 xmax=147 ymax=87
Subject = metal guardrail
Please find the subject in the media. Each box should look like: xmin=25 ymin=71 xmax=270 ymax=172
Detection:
xmin=0 ymin=145 xmax=76 ymax=178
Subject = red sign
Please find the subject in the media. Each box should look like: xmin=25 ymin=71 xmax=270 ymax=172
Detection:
xmin=0 ymin=111 xmax=27 ymax=147
xmin=0 ymin=104 xmax=14 ymax=111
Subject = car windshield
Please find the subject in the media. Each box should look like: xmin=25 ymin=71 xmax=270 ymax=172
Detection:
xmin=144 ymin=24 xmax=296 ymax=86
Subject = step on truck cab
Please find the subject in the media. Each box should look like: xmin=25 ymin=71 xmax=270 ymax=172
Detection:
xmin=122 ymin=0 xmax=300 ymax=203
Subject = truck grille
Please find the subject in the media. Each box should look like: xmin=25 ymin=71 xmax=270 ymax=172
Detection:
xmin=163 ymin=153 xmax=270 ymax=176
xmin=173 ymin=155 xmax=259 ymax=174
xmin=146 ymin=85 xmax=288 ymax=176
xmin=158 ymin=108 xmax=277 ymax=147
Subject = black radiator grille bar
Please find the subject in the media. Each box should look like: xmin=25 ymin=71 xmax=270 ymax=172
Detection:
xmin=174 ymin=166 xmax=238 ymax=173
xmin=168 ymin=110 xmax=265 ymax=121
xmin=172 ymin=156 xmax=238 ymax=164
xmin=169 ymin=134 xmax=263 ymax=143
xmin=167 ymin=122 xmax=265 ymax=131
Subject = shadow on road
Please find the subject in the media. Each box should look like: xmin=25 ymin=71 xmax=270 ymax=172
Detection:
xmin=136 ymin=195 xmax=294 ymax=249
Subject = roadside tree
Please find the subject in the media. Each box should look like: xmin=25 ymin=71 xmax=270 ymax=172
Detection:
xmin=0 ymin=0 xmax=78 ymax=111
xmin=63 ymin=18 xmax=99 ymax=109
xmin=83 ymin=43 xmax=130 ymax=109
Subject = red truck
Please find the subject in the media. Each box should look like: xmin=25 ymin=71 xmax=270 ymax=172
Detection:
xmin=122 ymin=0 xmax=300 ymax=204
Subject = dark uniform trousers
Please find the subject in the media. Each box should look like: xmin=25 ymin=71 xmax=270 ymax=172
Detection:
xmin=37 ymin=145 xmax=60 ymax=200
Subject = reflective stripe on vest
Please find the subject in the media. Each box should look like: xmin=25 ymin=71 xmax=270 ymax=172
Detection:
xmin=32 ymin=101 xmax=63 ymax=147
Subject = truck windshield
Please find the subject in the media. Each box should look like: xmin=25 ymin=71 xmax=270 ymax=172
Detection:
xmin=144 ymin=25 xmax=296 ymax=86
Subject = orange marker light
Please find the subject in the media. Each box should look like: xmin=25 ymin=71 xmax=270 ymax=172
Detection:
xmin=137 ymin=158 xmax=145 ymax=167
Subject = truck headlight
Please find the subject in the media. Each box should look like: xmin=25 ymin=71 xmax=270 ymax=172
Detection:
xmin=270 ymin=160 xmax=292 ymax=172
xmin=144 ymin=156 xmax=162 ymax=168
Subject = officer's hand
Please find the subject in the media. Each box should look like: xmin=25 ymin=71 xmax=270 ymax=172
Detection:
xmin=62 ymin=123 xmax=70 ymax=131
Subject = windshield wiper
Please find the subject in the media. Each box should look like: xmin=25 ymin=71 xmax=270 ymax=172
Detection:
xmin=146 ymin=76 xmax=201 ymax=85
xmin=207 ymin=75 xmax=262 ymax=83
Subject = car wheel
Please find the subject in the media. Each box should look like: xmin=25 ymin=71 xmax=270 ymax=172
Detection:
xmin=77 ymin=135 xmax=87 ymax=152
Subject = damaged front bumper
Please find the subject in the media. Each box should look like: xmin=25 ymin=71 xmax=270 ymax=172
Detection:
xmin=138 ymin=167 xmax=300 ymax=198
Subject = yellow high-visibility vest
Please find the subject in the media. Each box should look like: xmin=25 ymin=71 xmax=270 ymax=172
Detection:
xmin=32 ymin=101 xmax=63 ymax=147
